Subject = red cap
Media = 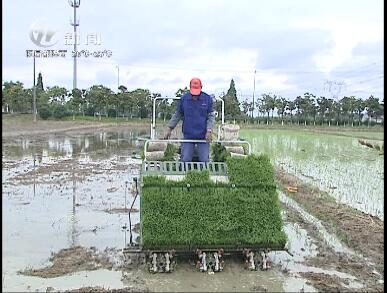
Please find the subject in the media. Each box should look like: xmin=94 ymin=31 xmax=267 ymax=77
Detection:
xmin=189 ymin=78 xmax=202 ymax=95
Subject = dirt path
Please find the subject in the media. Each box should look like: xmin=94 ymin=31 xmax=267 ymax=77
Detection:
xmin=276 ymin=167 xmax=384 ymax=272
xmin=277 ymin=167 xmax=384 ymax=291
xmin=2 ymin=115 xmax=149 ymax=137
xmin=283 ymin=202 xmax=383 ymax=292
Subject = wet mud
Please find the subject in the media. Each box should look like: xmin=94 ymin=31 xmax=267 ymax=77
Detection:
xmin=277 ymin=167 xmax=384 ymax=291
xmin=19 ymin=246 xmax=118 ymax=278
xmin=103 ymin=208 xmax=139 ymax=214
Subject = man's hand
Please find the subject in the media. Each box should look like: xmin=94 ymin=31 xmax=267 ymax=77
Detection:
xmin=164 ymin=128 xmax=172 ymax=140
xmin=205 ymin=130 xmax=212 ymax=143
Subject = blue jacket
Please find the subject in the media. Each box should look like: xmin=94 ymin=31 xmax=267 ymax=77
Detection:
xmin=167 ymin=92 xmax=215 ymax=139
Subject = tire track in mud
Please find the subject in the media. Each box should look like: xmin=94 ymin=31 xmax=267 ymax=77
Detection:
xmin=277 ymin=167 xmax=384 ymax=292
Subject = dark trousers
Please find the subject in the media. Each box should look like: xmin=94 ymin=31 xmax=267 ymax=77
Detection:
xmin=181 ymin=142 xmax=210 ymax=162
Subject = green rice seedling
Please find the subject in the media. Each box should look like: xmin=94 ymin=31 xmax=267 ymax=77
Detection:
xmin=141 ymin=154 xmax=287 ymax=250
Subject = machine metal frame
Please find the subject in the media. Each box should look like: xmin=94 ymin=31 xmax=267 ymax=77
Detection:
xmin=123 ymin=96 xmax=290 ymax=273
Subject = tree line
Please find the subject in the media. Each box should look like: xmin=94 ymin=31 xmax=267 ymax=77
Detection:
xmin=242 ymin=91 xmax=384 ymax=126
xmin=2 ymin=74 xmax=384 ymax=126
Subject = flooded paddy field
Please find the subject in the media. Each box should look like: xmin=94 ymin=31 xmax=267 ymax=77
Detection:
xmin=241 ymin=128 xmax=384 ymax=219
xmin=2 ymin=126 xmax=384 ymax=292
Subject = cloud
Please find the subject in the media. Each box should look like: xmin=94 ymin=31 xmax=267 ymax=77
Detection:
xmin=291 ymin=18 xmax=383 ymax=73
xmin=2 ymin=0 xmax=383 ymax=99
xmin=352 ymin=40 xmax=384 ymax=58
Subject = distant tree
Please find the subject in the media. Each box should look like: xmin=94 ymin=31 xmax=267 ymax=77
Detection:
xmin=36 ymin=72 xmax=45 ymax=106
xmin=325 ymin=98 xmax=334 ymax=126
xmin=224 ymin=79 xmax=240 ymax=119
xmin=275 ymin=96 xmax=287 ymax=125
xmin=340 ymin=96 xmax=357 ymax=126
xmin=270 ymin=95 xmax=278 ymax=121
xmin=52 ymin=103 xmax=68 ymax=119
xmin=116 ymin=92 xmax=126 ymax=118
xmin=332 ymin=100 xmax=342 ymax=125
xmin=261 ymin=94 xmax=275 ymax=123
xmin=365 ymin=95 xmax=382 ymax=124
xmin=152 ymin=93 xmax=170 ymax=121
xmin=37 ymin=73 xmax=44 ymax=92
xmin=105 ymin=86 xmax=127 ymax=119
xmin=348 ymin=96 xmax=358 ymax=126
xmin=23 ymin=88 xmax=33 ymax=113
xmin=317 ymin=96 xmax=329 ymax=124
xmin=294 ymin=95 xmax=303 ymax=124
xmin=302 ymin=92 xmax=316 ymax=124
xmin=286 ymin=100 xmax=296 ymax=124
xmin=2 ymin=81 xmax=25 ymax=112
xmin=130 ymin=88 xmax=152 ymax=119
xmin=354 ymin=98 xmax=366 ymax=125
xmin=175 ymin=87 xmax=189 ymax=98
xmin=69 ymin=88 xmax=83 ymax=119
xmin=379 ymin=98 xmax=384 ymax=125
xmin=115 ymin=85 xmax=128 ymax=118
xmin=45 ymin=86 xmax=68 ymax=104
xmin=309 ymin=101 xmax=318 ymax=125
xmin=118 ymin=85 xmax=127 ymax=93
xmin=254 ymin=98 xmax=262 ymax=118
xmin=241 ymin=99 xmax=253 ymax=116
xmin=38 ymin=104 xmax=51 ymax=119
xmin=86 ymin=85 xmax=114 ymax=120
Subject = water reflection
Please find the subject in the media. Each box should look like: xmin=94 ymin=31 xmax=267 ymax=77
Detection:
xmin=2 ymin=128 xmax=146 ymax=292
xmin=2 ymin=129 xmax=148 ymax=160
xmin=70 ymin=165 xmax=79 ymax=247
xmin=33 ymin=154 xmax=36 ymax=197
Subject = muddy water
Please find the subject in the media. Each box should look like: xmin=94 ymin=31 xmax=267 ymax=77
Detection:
xmin=279 ymin=193 xmax=354 ymax=255
xmin=241 ymin=129 xmax=384 ymax=219
xmin=3 ymin=130 xmax=142 ymax=291
xmin=3 ymin=128 xmax=364 ymax=292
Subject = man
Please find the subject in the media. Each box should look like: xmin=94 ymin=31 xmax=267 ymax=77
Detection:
xmin=164 ymin=78 xmax=215 ymax=162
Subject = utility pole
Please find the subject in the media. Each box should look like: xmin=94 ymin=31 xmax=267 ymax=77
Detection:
xmin=252 ymin=69 xmax=256 ymax=118
xmin=116 ymin=65 xmax=120 ymax=120
xmin=69 ymin=0 xmax=80 ymax=91
xmin=33 ymin=52 xmax=37 ymax=122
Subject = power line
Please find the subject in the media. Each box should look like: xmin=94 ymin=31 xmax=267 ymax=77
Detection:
xmin=334 ymin=68 xmax=383 ymax=79
xmin=3 ymin=52 xmax=382 ymax=83
xmin=4 ymin=51 xmax=383 ymax=75
xmin=350 ymin=89 xmax=384 ymax=95
xmin=333 ymin=64 xmax=383 ymax=78
xmin=344 ymin=75 xmax=383 ymax=86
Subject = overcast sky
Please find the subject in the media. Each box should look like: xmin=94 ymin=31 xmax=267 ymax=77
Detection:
xmin=3 ymin=0 xmax=384 ymax=101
